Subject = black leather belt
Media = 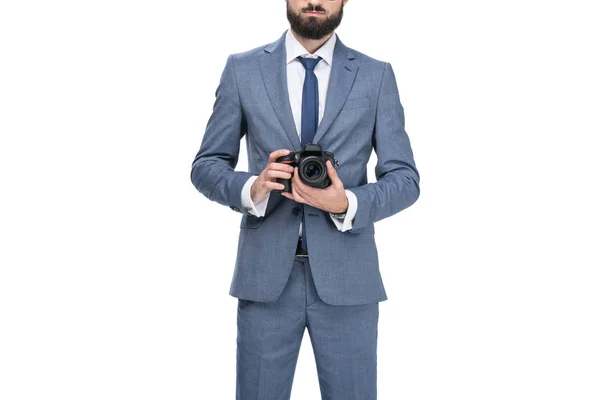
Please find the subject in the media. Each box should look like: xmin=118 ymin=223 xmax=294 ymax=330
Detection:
xmin=295 ymin=236 xmax=308 ymax=257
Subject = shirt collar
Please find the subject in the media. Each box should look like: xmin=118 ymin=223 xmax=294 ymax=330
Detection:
xmin=285 ymin=28 xmax=337 ymax=66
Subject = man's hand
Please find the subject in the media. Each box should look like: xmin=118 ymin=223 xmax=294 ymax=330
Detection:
xmin=251 ymin=149 xmax=295 ymax=204
xmin=281 ymin=160 xmax=349 ymax=214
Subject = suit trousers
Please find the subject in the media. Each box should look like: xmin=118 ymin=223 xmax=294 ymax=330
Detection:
xmin=236 ymin=255 xmax=379 ymax=400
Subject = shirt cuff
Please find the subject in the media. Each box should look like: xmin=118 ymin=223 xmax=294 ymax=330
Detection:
xmin=241 ymin=175 xmax=269 ymax=216
xmin=329 ymin=189 xmax=357 ymax=232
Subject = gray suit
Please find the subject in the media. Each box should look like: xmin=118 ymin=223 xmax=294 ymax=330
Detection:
xmin=191 ymin=30 xmax=419 ymax=399
xmin=190 ymin=30 xmax=420 ymax=306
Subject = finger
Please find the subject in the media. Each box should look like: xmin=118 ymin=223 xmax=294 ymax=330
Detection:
xmin=293 ymin=167 xmax=317 ymax=198
xmin=280 ymin=192 xmax=294 ymax=200
xmin=326 ymin=160 xmax=342 ymax=188
xmin=326 ymin=160 xmax=338 ymax=178
xmin=266 ymin=170 xmax=292 ymax=180
xmin=291 ymin=168 xmax=306 ymax=194
xmin=268 ymin=149 xmax=292 ymax=164
xmin=293 ymin=167 xmax=305 ymax=187
xmin=268 ymin=162 xmax=295 ymax=173
xmin=292 ymin=186 xmax=306 ymax=203
xmin=263 ymin=181 xmax=285 ymax=191
xmin=291 ymin=180 xmax=307 ymax=203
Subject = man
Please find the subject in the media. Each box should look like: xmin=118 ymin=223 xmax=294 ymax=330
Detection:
xmin=190 ymin=0 xmax=420 ymax=398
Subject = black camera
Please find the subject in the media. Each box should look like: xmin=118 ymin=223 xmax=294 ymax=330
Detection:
xmin=275 ymin=144 xmax=339 ymax=193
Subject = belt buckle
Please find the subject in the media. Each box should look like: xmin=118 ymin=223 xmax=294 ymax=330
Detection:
xmin=295 ymin=237 xmax=308 ymax=257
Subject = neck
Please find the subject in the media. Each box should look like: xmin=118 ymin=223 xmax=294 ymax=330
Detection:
xmin=290 ymin=29 xmax=333 ymax=54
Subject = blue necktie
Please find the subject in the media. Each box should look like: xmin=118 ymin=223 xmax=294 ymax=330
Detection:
xmin=297 ymin=56 xmax=322 ymax=252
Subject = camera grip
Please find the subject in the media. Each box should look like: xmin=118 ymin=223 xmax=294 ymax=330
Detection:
xmin=275 ymin=153 xmax=295 ymax=163
xmin=275 ymin=153 xmax=296 ymax=193
xmin=276 ymin=177 xmax=292 ymax=193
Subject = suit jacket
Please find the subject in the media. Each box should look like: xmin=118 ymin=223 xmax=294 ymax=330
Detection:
xmin=190 ymin=30 xmax=420 ymax=306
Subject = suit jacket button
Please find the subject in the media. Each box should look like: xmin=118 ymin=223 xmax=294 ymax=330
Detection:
xmin=292 ymin=206 xmax=301 ymax=216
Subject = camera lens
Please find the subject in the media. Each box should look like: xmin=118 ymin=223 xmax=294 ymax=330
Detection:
xmin=299 ymin=156 xmax=326 ymax=186
xmin=304 ymin=163 xmax=321 ymax=178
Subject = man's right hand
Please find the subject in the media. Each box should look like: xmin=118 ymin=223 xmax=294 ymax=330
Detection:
xmin=251 ymin=149 xmax=295 ymax=204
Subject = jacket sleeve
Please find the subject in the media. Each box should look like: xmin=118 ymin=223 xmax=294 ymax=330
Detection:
xmin=346 ymin=62 xmax=420 ymax=230
xmin=190 ymin=54 xmax=254 ymax=214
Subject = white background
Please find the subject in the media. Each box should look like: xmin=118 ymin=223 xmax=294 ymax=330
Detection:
xmin=1 ymin=0 xmax=599 ymax=399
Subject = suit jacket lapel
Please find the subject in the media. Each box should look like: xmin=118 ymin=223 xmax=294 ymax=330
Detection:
xmin=259 ymin=31 xmax=302 ymax=152
xmin=259 ymin=32 xmax=358 ymax=150
xmin=313 ymin=37 xmax=358 ymax=145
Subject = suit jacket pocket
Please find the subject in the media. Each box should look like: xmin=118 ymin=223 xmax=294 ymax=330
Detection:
xmin=345 ymin=223 xmax=375 ymax=234
xmin=240 ymin=214 xmax=264 ymax=229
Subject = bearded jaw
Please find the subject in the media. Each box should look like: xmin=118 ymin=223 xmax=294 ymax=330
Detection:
xmin=286 ymin=3 xmax=344 ymax=40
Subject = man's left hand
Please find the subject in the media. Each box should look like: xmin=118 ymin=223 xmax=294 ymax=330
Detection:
xmin=281 ymin=160 xmax=348 ymax=214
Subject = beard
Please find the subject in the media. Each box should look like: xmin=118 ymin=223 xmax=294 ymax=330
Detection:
xmin=286 ymin=2 xmax=344 ymax=40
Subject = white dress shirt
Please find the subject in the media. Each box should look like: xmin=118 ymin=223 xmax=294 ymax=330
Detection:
xmin=241 ymin=29 xmax=358 ymax=233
